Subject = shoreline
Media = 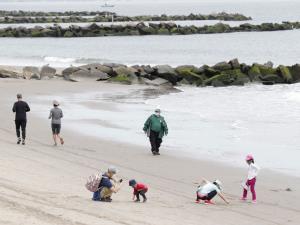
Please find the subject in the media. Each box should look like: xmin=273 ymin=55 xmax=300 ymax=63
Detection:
xmin=1 ymin=79 xmax=300 ymax=225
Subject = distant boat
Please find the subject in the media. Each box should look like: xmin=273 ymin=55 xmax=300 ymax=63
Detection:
xmin=101 ymin=2 xmax=115 ymax=8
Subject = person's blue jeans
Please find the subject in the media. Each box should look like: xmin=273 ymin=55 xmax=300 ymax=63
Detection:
xmin=92 ymin=190 xmax=100 ymax=201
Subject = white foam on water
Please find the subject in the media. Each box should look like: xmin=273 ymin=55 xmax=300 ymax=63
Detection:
xmin=44 ymin=56 xmax=76 ymax=64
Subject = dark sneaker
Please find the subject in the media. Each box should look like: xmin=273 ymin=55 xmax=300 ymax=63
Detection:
xmin=22 ymin=140 xmax=25 ymax=145
xmin=143 ymin=198 xmax=147 ymax=203
xmin=100 ymin=198 xmax=112 ymax=202
xmin=134 ymin=199 xmax=140 ymax=202
xmin=17 ymin=139 xmax=21 ymax=144
xmin=156 ymin=152 xmax=160 ymax=155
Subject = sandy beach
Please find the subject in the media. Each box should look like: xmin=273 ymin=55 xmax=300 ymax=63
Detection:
xmin=0 ymin=78 xmax=299 ymax=225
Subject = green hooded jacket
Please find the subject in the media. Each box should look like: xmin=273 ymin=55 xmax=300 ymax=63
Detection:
xmin=143 ymin=114 xmax=168 ymax=138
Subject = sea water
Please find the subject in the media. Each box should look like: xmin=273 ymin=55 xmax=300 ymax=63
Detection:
xmin=0 ymin=0 xmax=300 ymax=67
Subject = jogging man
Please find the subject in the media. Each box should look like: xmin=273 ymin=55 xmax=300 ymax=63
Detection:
xmin=12 ymin=94 xmax=30 ymax=145
xmin=49 ymin=100 xmax=64 ymax=146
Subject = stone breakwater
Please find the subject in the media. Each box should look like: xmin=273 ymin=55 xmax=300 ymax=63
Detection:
xmin=1 ymin=59 xmax=300 ymax=87
xmin=0 ymin=11 xmax=251 ymax=22
xmin=0 ymin=21 xmax=299 ymax=38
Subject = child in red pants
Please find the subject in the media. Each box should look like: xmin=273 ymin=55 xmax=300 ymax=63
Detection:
xmin=129 ymin=179 xmax=148 ymax=202
xmin=241 ymin=154 xmax=260 ymax=203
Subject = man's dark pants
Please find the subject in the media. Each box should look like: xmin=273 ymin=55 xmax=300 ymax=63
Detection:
xmin=15 ymin=120 xmax=27 ymax=140
xmin=149 ymin=130 xmax=162 ymax=153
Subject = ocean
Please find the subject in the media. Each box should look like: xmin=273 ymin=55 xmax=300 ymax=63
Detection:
xmin=1 ymin=0 xmax=300 ymax=176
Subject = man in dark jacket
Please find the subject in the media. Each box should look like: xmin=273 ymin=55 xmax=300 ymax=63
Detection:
xmin=143 ymin=108 xmax=168 ymax=155
xmin=12 ymin=94 xmax=30 ymax=145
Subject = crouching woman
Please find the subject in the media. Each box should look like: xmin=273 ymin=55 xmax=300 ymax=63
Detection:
xmin=93 ymin=166 xmax=121 ymax=202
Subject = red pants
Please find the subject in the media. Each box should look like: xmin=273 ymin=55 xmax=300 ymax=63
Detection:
xmin=243 ymin=177 xmax=256 ymax=200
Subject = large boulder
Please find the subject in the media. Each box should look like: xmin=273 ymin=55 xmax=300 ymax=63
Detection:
xmin=0 ymin=69 xmax=19 ymax=78
xmin=153 ymin=65 xmax=179 ymax=85
xmin=175 ymin=65 xmax=201 ymax=74
xmin=289 ymin=64 xmax=300 ymax=82
xmin=203 ymin=69 xmax=249 ymax=87
xmin=278 ymin=65 xmax=292 ymax=83
xmin=62 ymin=66 xmax=80 ymax=77
xmin=247 ymin=64 xmax=261 ymax=81
xmin=109 ymin=74 xmax=134 ymax=85
xmin=97 ymin=65 xmax=113 ymax=75
xmin=259 ymin=74 xmax=284 ymax=83
xmin=175 ymin=65 xmax=203 ymax=84
xmin=203 ymin=66 xmax=220 ymax=78
xmin=40 ymin=65 xmax=56 ymax=80
xmin=67 ymin=68 xmax=109 ymax=82
xmin=142 ymin=65 xmax=155 ymax=75
xmin=132 ymin=65 xmax=155 ymax=79
xmin=112 ymin=66 xmax=135 ymax=77
xmin=229 ymin=58 xmax=240 ymax=69
xmin=79 ymin=63 xmax=113 ymax=76
xmin=256 ymin=64 xmax=277 ymax=76
xmin=213 ymin=61 xmax=232 ymax=71
xmin=23 ymin=66 xmax=40 ymax=79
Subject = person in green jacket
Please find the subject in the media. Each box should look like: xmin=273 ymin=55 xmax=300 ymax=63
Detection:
xmin=143 ymin=108 xmax=168 ymax=155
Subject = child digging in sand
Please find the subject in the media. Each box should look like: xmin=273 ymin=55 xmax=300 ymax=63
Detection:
xmin=196 ymin=178 xmax=229 ymax=205
xmin=241 ymin=154 xmax=260 ymax=203
xmin=129 ymin=179 xmax=148 ymax=202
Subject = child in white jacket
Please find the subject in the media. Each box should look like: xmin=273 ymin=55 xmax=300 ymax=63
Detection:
xmin=241 ymin=154 xmax=260 ymax=203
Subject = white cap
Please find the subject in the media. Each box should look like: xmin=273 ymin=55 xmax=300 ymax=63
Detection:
xmin=108 ymin=166 xmax=117 ymax=174
xmin=155 ymin=105 xmax=161 ymax=113
xmin=53 ymin=100 xmax=59 ymax=106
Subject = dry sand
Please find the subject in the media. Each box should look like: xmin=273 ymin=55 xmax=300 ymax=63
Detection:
xmin=0 ymin=79 xmax=299 ymax=225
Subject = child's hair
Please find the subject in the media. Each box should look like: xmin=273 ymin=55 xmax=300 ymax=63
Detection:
xmin=248 ymin=159 xmax=254 ymax=164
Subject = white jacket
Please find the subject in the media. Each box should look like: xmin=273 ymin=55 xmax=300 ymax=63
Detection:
xmin=248 ymin=163 xmax=260 ymax=180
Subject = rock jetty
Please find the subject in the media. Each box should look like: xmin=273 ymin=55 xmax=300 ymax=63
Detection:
xmin=0 ymin=21 xmax=299 ymax=38
xmin=0 ymin=11 xmax=251 ymax=22
xmin=1 ymin=59 xmax=300 ymax=87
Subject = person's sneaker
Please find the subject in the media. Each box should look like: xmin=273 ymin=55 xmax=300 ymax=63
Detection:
xmin=240 ymin=197 xmax=247 ymax=201
xmin=156 ymin=152 xmax=160 ymax=155
xmin=252 ymin=200 xmax=257 ymax=204
xmin=17 ymin=138 xmax=21 ymax=144
xmin=22 ymin=140 xmax=25 ymax=145
xmin=100 ymin=198 xmax=112 ymax=202
xmin=134 ymin=199 xmax=140 ymax=202
xmin=60 ymin=138 xmax=64 ymax=145
xmin=204 ymin=200 xmax=214 ymax=205
xmin=143 ymin=198 xmax=147 ymax=203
